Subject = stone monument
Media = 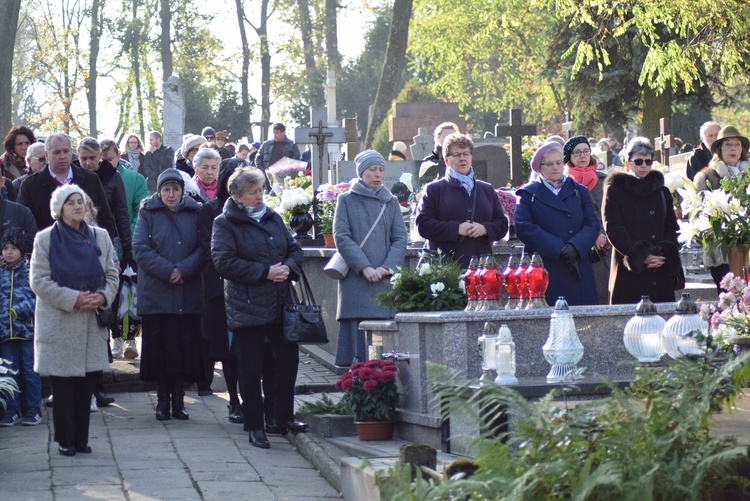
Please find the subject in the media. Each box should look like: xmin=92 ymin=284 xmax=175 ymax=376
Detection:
xmin=162 ymin=75 xmax=185 ymax=152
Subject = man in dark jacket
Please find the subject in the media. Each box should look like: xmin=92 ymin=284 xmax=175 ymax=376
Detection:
xmin=141 ymin=131 xmax=174 ymax=195
xmin=254 ymin=123 xmax=300 ymax=171
xmin=686 ymin=121 xmax=720 ymax=181
xmin=0 ymin=178 xmax=36 ymax=254
xmin=17 ymin=134 xmax=115 ymax=237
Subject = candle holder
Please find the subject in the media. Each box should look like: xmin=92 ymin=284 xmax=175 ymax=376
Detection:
xmin=479 ymin=255 xmax=502 ymax=311
xmin=623 ymin=296 xmax=666 ymax=362
xmin=542 ymin=297 xmax=584 ymax=382
xmin=662 ymin=293 xmax=706 ymax=358
xmin=503 ymin=255 xmax=520 ymax=310
xmin=474 ymin=255 xmax=488 ymax=311
xmin=476 ymin=321 xmax=498 ymax=387
xmin=525 ymin=252 xmax=549 ymax=309
xmin=463 ymin=256 xmax=480 ymax=312
xmin=494 ymin=324 xmax=518 ymax=385
xmin=514 ymin=252 xmax=531 ymax=310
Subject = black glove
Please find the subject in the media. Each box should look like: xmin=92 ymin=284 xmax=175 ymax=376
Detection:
xmin=560 ymin=243 xmax=580 ymax=279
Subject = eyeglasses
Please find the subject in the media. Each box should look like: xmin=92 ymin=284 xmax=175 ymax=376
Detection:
xmin=571 ymin=149 xmax=590 ymax=157
xmin=631 ymin=158 xmax=653 ymax=166
xmin=540 ymin=160 xmax=564 ymax=167
xmin=205 ymin=136 xmax=215 ymax=141
xmin=33 ymin=156 xmax=46 ymax=162
xmin=448 ymin=152 xmax=472 ymax=159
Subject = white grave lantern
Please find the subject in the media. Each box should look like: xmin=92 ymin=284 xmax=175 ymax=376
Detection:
xmin=494 ymin=324 xmax=518 ymax=385
xmin=542 ymin=297 xmax=584 ymax=382
xmin=477 ymin=321 xmax=498 ymax=387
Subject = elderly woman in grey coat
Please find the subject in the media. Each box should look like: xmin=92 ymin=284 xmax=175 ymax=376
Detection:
xmin=333 ymin=150 xmax=408 ymax=366
xmin=32 ymin=184 xmax=119 ymax=456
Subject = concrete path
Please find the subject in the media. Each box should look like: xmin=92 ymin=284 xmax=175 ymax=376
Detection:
xmin=0 ymin=391 xmax=340 ymax=500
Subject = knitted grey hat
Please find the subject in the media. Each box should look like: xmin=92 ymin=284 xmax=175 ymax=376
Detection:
xmin=157 ymin=168 xmax=185 ymax=193
xmin=354 ymin=150 xmax=385 ymax=177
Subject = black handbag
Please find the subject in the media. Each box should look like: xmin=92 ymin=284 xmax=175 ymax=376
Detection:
xmin=283 ymin=269 xmax=329 ymax=344
xmin=95 ymin=306 xmax=114 ymax=327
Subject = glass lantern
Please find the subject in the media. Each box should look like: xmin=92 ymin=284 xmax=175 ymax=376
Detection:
xmin=679 ymin=241 xmax=703 ymax=274
xmin=542 ymin=297 xmax=584 ymax=382
xmin=503 ymin=255 xmax=520 ymax=310
xmin=474 ymin=255 xmax=488 ymax=311
xmin=514 ymin=252 xmax=531 ymax=310
xmin=479 ymin=255 xmax=503 ymax=311
xmin=525 ymin=252 xmax=549 ymax=309
xmin=494 ymin=324 xmax=518 ymax=385
xmin=662 ymin=293 xmax=706 ymax=358
xmin=476 ymin=321 xmax=498 ymax=386
xmin=623 ymin=296 xmax=666 ymax=362
xmin=463 ymin=256 xmax=480 ymax=312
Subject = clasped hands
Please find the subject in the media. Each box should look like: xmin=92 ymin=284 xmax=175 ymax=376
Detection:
xmin=267 ymin=262 xmax=290 ymax=283
xmin=362 ymin=266 xmax=391 ymax=283
xmin=74 ymin=291 xmax=106 ymax=311
xmin=644 ymin=254 xmax=666 ymax=269
xmin=458 ymin=221 xmax=487 ymax=238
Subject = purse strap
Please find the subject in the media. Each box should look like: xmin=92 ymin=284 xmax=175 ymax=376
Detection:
xmin=359 ymin=203 xmax=387 ymax=249
xmin=290 ymin=268 xmax=318 ymax=307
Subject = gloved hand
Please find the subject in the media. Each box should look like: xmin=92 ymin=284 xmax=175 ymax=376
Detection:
xmin=560 ymin=243 xmax=580 ymax=279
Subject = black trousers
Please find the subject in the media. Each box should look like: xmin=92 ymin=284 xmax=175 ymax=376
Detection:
xmin=234 ymin=325 xmax=298 ymax=430
xmin=50 ymin=372 xmax=99 ymax=446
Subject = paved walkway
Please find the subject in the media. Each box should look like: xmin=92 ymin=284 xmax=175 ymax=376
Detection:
xmin=0 ymin=390 xmax=340 ymax=500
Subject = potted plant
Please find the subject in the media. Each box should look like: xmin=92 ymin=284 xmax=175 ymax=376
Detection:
xmin=335 ymin=359 xmax=400 ymax=441
xmin=315 ymin=182 xmax=350 ymax=247
xmin=278 ymin=187 xmax=313 ymax=239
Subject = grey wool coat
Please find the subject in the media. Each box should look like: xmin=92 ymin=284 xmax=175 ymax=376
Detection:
xmin=333 ymin=181 xmax=407 ymax=320
xmin=31 ymin=226 xmax=119 ymax=377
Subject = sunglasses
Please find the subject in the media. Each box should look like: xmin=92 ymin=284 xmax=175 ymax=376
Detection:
xmin=631 ymin=158 xmax=653 ymax=166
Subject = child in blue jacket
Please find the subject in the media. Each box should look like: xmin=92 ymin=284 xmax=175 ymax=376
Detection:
xmin=0 ymin=228 xmax=39 ymax=426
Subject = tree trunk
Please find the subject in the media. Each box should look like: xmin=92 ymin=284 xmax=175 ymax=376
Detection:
xmin=134 ymin=0 xmax=145 ymax=138
xmin=0 ymin=1 xmax=21 ymax=135
xmin=256 ymin=0 xmax=271 ymax=140
xmin=642 ymin=84 xmax=672 ymax=163
xmin=160 ymin=0 xmax=173 ymax=83
xmin=87 ymin=0 xmax=101 ymax=135
xmin=325 ymin=0 xmax=339 ymax=74
xmin=364 ymin=0 xmax=412 ymax=148
xmin=235 ymin=0 xmax=252 ymax=141
xmin=299 ymin=0 xmax=324 ymax=109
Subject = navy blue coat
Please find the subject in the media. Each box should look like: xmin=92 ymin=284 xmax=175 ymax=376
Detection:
xmin=515 ymin=177 xmax=599 ymax=306
xmin=211 ymin=198 xmax=303 ymax=329
xmin=133 ymin=194 xmax=206 ymax=315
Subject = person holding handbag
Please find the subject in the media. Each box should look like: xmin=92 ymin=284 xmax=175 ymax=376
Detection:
xmin=211 ymin=166 xmax=307 ymax=449
xmin=333 ymin=150 xmax=407 ymax=367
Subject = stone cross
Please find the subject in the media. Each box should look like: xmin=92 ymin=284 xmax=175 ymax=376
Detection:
xmin=495 ymin=108 xmax=537 ymax=185
xmin=294 ymin=108 xmax=346 ymax=190
xmin=561 ymin=112 xmax=573 ymax=140
xmin=410 ymin=127 xmax=433 ymax=162
xmin=654 ymin=117 xmax=673 ymax=167
xmin=161 ymin=75 xmax=185 ymax=152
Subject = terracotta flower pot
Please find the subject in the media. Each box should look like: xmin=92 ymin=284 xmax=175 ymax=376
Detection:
xmin=323 ymin=233 xmax=335 ymax=248
xmin=355 ymin=420 xmax=395 ymax=441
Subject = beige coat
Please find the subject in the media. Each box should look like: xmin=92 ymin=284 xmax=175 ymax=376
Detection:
xmin=32 ymin=225 xmax=119 ymax=377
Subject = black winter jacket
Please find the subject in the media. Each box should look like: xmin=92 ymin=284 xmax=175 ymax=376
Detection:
xmin=141 ymin=145 xmax=174 ymax=195
xmin=211 ymin=198 xmax=303 ymax=329
xmin=74 ymin=159 xmax=133 ymax=263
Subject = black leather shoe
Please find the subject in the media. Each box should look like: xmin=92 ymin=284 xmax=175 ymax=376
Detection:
xmin=94 ymin=391 xmax=115 ymax=407
xmin=228 ymin=404 xmax=244 ymax=424
xmin=58 ymin=445 xmax=76 ymax=456
xmin=279 ymin=421 xmax=309 ymax=435
xmin=75 ymin=444 xmax=92 ymax=453
xmin=248 ymin=429 xmax=270 ymax=449
xmin=265 ymin=422 xmax=281 ymax=435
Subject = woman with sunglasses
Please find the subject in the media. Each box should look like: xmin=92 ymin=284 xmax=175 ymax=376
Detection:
xmin=602 ymin=137 xmax=681 ymax=304
xmin=693 ymin=126 xmax=750 ymax=290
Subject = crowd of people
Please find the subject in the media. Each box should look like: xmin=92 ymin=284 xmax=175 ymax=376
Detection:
xmin=0 ymin=123 xmax=309 ymax=455
xmin=0 ymin=116 xmax=741 ymax=456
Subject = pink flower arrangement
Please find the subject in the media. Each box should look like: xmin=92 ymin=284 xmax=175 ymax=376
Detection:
xmin=335 ymin=359 xmax=400 ymax=422
xmin=698 ymin=273 xmax=750 ymax=346
xmin=496 ymin=188 xmax=516 ymax=227
xmin=316 ymin=183 xmax=351 ymax=234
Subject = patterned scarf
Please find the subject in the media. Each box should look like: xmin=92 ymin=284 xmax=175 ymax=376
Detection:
xmin=540 ymin=174 xmax=566 ymax=194
xmin=448 ymin=167 xmax=475 ymax=196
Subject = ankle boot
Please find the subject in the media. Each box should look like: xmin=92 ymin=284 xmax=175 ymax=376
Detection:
xmin=155 ymin=390 xmax=170 ymax=421
xmin=171 ymin=385 xmax=189 ymax=420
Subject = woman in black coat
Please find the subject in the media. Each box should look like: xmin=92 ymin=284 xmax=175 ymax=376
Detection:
xmin=602 ymin=137 xmax=681 ymax=304
xmin=211 ymin=166 xmax=307 ymax=449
